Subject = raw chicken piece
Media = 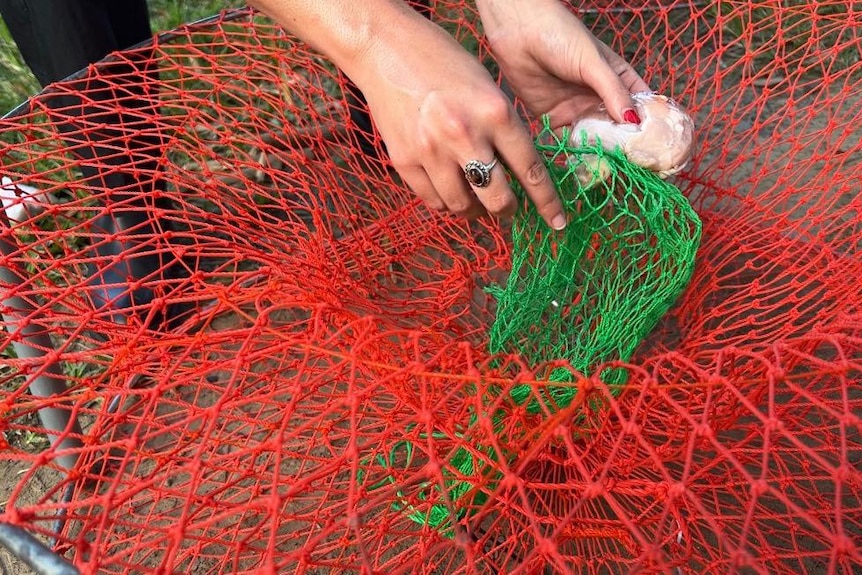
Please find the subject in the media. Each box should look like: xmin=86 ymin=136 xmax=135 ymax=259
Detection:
xmin=570 ymin=92 xmax=695 ymax=178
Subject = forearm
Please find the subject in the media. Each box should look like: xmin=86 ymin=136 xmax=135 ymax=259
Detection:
xmin=247 ymin=0 xmax=423 ymax=82
xmin=474 ymin=0 xmax=563 ymax=46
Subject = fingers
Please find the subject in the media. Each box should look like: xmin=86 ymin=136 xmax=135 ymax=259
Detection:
xmin=588 ymin=42 xmax=653 ymax=124
xmin=598 ymin=42 xmax=651 ymax=94
xmin=425 ymin=159 xmax=487 ymax=219
xmin=398 ymin=135 xmax=563 ymax=228
xmin=434 ymin=100 xmax=564 ymax=229
xmin=582 ymin=60 xmax=639 ymax=124
xmin=619 ymin=66 xmax=651 ymax=95
xmin=403 ymin=148 xmax=521 ymax=222
xmin=397 ymin=165 xmax=448 ymax=212
xmin=491 ymin=112 xmax=566 ymax=230
xmin=396 ymin=95 xmax=564 ymax=228
xmin=458 ymin=150 xmax=517 ymax=220
xmin=396 ymin=149 xmax=498 ymax=221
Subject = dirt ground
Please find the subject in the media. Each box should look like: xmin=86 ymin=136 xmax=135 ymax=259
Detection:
xmin=1 ymin=465 xmax=63 ymax=573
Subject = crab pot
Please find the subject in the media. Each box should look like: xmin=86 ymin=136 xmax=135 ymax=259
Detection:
xmin=1 ymin=3 xmax=861 ymax=574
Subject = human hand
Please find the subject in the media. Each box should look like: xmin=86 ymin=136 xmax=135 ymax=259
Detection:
xmin=248 ymin=0 xmax=566 ymax=228
xmin=476 ymin=0 xmax=651 ymax=129
xmin=345 ymin=8 xmax=567 ymax=229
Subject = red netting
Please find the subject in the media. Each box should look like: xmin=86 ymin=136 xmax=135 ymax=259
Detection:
xmin=1 ymin=2 xmax=861 ymax=573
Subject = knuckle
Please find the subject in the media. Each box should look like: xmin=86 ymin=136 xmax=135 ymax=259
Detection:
xmin=424 ymin=198 xmax=447 ymax=212
xmin=447 ymin=198 xmax=474 ymax=215
xmin=389 ymin=157 xmax=410 ymax=172
xmin=423 ymin=93 xmax=469 ymax=139
xmin=525 ymin=161 xmax=549 ymax=186
xmin=481 ymin=95 xmax=513 ymax=125
xmin=422 ymin=90 xmax=448 ymax=114
xmin=534 ymin=195 xmax=561 ymax=216
xmin=408 ymin=185 xmax=445 ymax=212
xmin=482 ymin=193 xmax=517 ymax=217
xmin=527 ymin=179 xmax=563 ymax=217
xmin=415 ymin=131 xmax=436 ymax=156
xmin=440 ymin=116 xmax=470 ymax=140
xmin=386 ymin=147 xmax=411 ymax=170
xmin=418 ymin=139 xmax=436 ymax=157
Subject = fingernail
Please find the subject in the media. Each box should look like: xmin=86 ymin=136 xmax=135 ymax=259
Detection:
xmin=551 ymin=213 xmax=567 ymax=230
xmin=623 ymin=108 xmax=642 ymax=125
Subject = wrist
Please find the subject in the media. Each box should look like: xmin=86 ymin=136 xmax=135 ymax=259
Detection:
xmin=248 ymin=0 xmax=416 ymax=78
xmin=476 ymin=0 xmax=559 ymax=28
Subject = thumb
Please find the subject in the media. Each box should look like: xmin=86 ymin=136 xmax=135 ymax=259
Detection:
xmin=581 ymin=58 xmax=640 ymax=125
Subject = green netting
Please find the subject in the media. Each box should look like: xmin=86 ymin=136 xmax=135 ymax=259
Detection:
xmin=369 ymin=116 xmax=701 ymax=533
xmin=487 ymin=118 xmax=702 ymax=409
xmin=362 ymin=436 xmax=491 ymax=533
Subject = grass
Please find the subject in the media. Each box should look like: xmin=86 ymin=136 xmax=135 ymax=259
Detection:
xmin=0 ymin=0 xmax=236 ymax=115
xmin=0 ymin=17 xmax=35 ymax=114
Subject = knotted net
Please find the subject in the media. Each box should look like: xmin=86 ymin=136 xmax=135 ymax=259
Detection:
xmin=489 ymin=122 xmax=701 ymax=390
xmin=1 ymin=2 xmax=860 ymax=574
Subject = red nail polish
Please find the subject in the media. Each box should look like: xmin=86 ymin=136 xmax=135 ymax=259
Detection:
xmin=623 ymin=109 xmax=642 ymax=125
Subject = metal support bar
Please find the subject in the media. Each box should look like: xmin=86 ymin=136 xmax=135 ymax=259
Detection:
xmin=1 ymin=211 xmax=82 ymax=471
xmin=0 ymin=523 xmax=79 ymax=575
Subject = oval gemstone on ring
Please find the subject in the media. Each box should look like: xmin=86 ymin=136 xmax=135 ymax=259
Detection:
xmin=466 ymin=166 xmax=486 ymax=186
xmin=464 ymin=159 xmax=494 ymax=187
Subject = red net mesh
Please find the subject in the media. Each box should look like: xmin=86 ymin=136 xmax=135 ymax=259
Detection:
xmin=1 ymin=2 xmax=861 ymax=573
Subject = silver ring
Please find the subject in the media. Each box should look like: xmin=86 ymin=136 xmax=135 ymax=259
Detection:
xmin=463 ymin=158 xmax=498 ymax=188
